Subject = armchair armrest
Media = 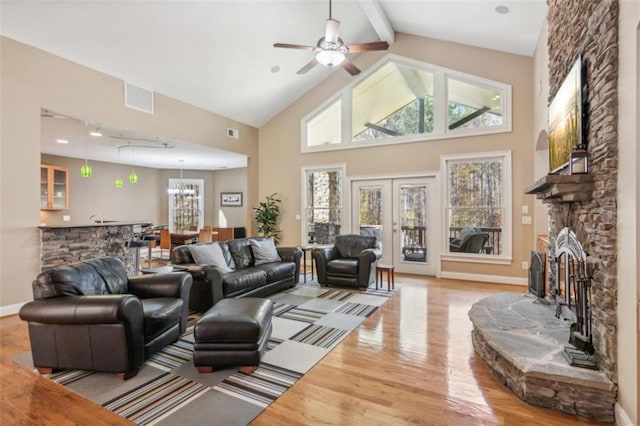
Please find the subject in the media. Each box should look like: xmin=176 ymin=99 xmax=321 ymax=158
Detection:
xmin=19 ymin=295 xmax=143 ymax=325
xmin=312 ymin=247 xmax=338 ymax=284
xmin=128 ymin=272 xmax=192 ymax=332
xmin=357 ymin=248 xmax=381 ymax=288
xmin=128 ymin=272 xmax=192 ymax=300
xmin=359 ymin=248 xmax=382 ymax=264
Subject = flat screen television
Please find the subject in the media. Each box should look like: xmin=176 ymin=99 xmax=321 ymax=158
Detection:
xmin=548 ymin=56 xmax=587 ymax=173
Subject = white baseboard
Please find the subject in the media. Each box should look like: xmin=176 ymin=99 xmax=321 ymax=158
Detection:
xmin=0 ymin=302 xmax=25 ymax=317
xmin=615 ymin=402 xmax=634 ymax=426
xmin=440 ymin=271 xmax=527 ymax=286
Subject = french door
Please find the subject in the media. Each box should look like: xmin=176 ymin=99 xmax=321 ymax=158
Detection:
xmin=351 ymin=177 xmax=437 ymax=275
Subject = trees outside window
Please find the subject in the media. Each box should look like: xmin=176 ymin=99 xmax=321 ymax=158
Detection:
xmin=443 ymin=152 xmax=511 ymax=257
xmin=302 ymin=54 xmax=511 ymax=152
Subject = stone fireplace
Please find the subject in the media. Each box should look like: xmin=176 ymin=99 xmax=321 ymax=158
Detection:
xmin=470 ymin=0 xmax=619 ymax=422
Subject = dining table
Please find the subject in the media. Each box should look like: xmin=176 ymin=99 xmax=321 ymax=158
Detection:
xmin=170 ymin=230 xmax=199 ymax=246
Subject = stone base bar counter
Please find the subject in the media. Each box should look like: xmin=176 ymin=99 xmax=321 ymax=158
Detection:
xmin=469 ymin=293 xmax=616 ymax=422
xmin=39 ymin=222 xmax=152 ymax=275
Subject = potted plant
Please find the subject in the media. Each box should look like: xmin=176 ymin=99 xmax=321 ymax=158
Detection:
xmin=254 ymin=193 xmax=282 ymax=244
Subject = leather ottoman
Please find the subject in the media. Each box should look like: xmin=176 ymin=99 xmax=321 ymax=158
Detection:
xmin=193 ymin=298 xmax=273 ymax=374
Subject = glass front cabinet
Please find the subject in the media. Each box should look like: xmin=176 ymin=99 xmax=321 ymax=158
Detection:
xmin=40 ymin=164 xmax=69 ymax=210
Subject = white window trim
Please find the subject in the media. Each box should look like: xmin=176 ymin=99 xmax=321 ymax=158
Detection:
xmin=301 ymin=53 xmax=512 ymax=154
xmin=168 ymin=178 xmax=204 ymax=232
xmin=300 ymin=94 xmax=343 ymax=152
xmin=440 ymin=150 xmax=513 ymax=264
xmin=300 ymin=163 xmax=347 ymax=246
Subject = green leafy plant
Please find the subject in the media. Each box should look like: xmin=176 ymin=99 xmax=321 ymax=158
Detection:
xmin=254 ymin=193 xmax=282 ymax=244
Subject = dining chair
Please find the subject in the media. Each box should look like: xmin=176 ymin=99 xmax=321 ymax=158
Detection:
xmin=198 ymin=226 xmax=213 ymax=243
xmin=159 ymin=228 xmax=172 ymax=259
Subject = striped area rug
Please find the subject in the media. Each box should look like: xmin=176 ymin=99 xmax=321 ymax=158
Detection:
xmin=15 ymin=281 xmax=396 ymax=426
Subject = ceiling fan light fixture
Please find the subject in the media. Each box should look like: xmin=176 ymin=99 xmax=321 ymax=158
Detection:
xmin=316 ymin=49 xmax=345 ymax=67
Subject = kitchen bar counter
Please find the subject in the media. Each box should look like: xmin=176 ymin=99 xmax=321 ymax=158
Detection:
xmin=39 ymin=221 xmax=156 ymax=274
xmin=39 ymin=221 xmax=152 ymax=229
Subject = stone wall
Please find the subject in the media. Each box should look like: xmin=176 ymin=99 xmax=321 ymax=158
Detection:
xmin=41 ymin=225 xmax=136 ymax=275
xmin=546 ymin=0 xmax=619 ymax=382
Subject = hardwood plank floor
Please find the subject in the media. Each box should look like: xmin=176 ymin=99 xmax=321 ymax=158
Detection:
xmin=0 ymin=275 xmax=606 ymax=425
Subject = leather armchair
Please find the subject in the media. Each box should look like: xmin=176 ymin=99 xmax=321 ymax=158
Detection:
xmin=312 ymin=234 xmax=381 ymax=289
xmin=19 ymin=257 xmax=192 ymax=379
xmin=450 ymin=231 xmax=489 ymax=253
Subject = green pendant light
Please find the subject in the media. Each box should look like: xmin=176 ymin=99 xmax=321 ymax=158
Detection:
xmin=129 ymin=170 xmax=138 ymax=184
xmin=129 ymin=144 xmax=138 ymax=184
xmin=80 ymin=161 xmax=92 ymax=177
xmin=80 ymin=122 xmax=92 ymax=177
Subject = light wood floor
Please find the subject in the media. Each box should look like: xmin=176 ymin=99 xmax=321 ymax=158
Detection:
xmin=0 ymin=275 xmax=606 ymax=425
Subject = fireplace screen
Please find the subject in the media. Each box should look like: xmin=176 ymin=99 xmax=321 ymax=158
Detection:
xmin=528 ymin=250 xmax=545 ymax=298
xmin=554 ymin=227 xmax=596 ymax=369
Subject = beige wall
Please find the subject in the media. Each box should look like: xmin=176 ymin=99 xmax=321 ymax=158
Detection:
xmin=212 ymin=168 xmax=249 ymax=228
xmin=0 ymin=36 xmax=258 ymax=310
xmin=40 ymin=154 xmax=163 ymax=226
xmin=616 ymin=1 xmax=639 ymax=424
xmin=40 ymin=155 xmax=248 ymax=231
xmin=532 ymin=19 xmax=551 ymax=239
xmin=259 ymin=32 xmax=534 ymax=281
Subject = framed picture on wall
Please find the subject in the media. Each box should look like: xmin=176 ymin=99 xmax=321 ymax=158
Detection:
xmin=221 ymin=192 xmax=243 ymax=207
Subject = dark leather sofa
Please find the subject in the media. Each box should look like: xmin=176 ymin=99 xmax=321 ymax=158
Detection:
xmin=312 ymin=234 xmax=381 ymax=289
xmin=171 ymin=237 xmax=302 ymax=312
xmin=19 ymin=257 xmax=192 ymax=379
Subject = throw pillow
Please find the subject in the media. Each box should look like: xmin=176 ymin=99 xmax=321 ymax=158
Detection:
xmin=188 ymin=243 xmax=233 ymax=273
xmin=250 ymin=238 xmax=281 ymax=265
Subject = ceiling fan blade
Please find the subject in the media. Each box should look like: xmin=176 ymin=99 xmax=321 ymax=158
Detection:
xmin=273 ymin=43 xmax=315 ymax=50
xmin=341 ymin=58 xmax=361 ymax=76
xmin=325 ymin=19 xmax=341 ymax=44
xmin=297 ymin=58 xmax=319 ymax=75
xmin=347 ymin=41 xmax=390 ymax=52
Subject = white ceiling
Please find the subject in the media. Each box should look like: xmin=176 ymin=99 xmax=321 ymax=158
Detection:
xmin=40 ymin=111 xmax=248 ymax=170
xmin=2 ymin=0 xmax=546 ymax=168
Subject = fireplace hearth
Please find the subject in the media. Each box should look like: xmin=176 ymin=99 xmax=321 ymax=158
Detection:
xmin=469 ymin=293 xmax=616 ymax=422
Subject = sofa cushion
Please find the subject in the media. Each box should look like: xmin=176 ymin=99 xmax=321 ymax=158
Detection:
xmin=223 ymin=268 xmax=267 ymax=296
xmin=254 ymin=262 xmax=296 ymax=282
xmin=141 ymin=297 xmax=184 ymax=343
xmin=250 ymin=238 xmax=281 ymax=265
xmin=327 ymin=259 xmax=359 ymax=275
xmin=227 ymin=238 xmax=254 ymax=269
xmin=218 ymin=242 xmax=236 ymax=270
xmin=334 ymin=235 xmax=376 ymax=259
xmin=189 ymin=243 xmax=233 ymax=273
xmin=34 ymin=257 xmax=128 ymax=298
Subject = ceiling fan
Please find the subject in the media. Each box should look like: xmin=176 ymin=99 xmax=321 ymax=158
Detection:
xmin=273 ymin=0 xmax=389 ymax=76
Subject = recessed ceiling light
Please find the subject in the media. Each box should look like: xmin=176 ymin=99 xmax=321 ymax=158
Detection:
xmin=90 ymin=131 xmax=102 ymax=137
xmin=56 ymin=139 xmax=69 ymax=144
xmin=495 ymin=5 xmax=510 ymax=14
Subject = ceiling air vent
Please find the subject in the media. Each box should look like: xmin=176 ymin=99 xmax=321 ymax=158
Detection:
xmin=124 ymin=82 xmax=154 ymax=114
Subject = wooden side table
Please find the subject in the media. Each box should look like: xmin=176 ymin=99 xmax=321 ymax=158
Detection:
xmin=298 ymin=245 xmax=314 ymax=283
xmin=376 ymin=264 xmax=395 ymax=291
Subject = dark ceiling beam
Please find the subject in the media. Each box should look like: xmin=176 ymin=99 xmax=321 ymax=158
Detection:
xmin=449 ymin=106 xmax=491 ymax=130
xmin=364 ymin=122 xmax=401 ymax=136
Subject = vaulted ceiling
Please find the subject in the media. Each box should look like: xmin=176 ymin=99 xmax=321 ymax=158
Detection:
xmin=1 ymin=0 xmax=546 ymax=168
